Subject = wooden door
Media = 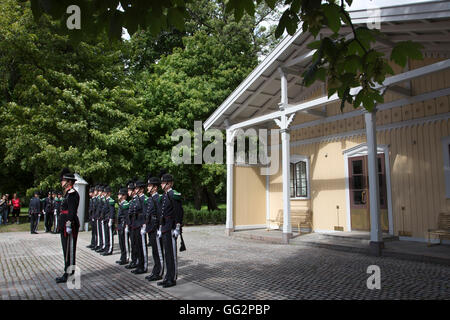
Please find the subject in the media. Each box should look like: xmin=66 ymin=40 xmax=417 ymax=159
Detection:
xmin=348 ymin=154 xmax=389 ymax=231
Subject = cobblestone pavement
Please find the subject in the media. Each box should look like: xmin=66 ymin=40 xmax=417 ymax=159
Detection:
xmin=179 ymin=226 xmax=450 ymax=300
xmin=0 ymin=231 xmax=176 ymax=300
xmin=1 ymin=225 xmax=449 ymax=300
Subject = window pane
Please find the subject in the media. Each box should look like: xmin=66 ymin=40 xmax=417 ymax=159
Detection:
xmin=353 ymin=176 xmax=363 ymax=189
xmin=352 ymin=160 xmax=363 ymax=174
xmin=295 ymin=161 xmax=307 ymax=197
xmin=378 ymin=157 xmax=382 ymax=173
xmin=290 ymin=163 xmax=295 ymax=197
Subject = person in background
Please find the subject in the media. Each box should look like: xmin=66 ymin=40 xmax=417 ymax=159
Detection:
xmin=29 ymin=191 xmax=41 ymax=234
xmin=5 ymin=194 xmax=11 ymax=224
xmin=11 ymin=193 xmax=21 ymax=225
xmin=0 ymin=194 xmax=7 ymax=225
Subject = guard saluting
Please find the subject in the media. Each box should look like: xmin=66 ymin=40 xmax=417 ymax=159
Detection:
xmin=116 ymin=187 xmax=130 ymax=265
xmin=157 ymin=172 xmax=184 ymax=288
xmin=145 ymin=175 xmax=164 ymax=282
xmin=56 ymin=168 xmax=80 ymax=284
xmin=29 ymin=191 xmax=41 ymax=234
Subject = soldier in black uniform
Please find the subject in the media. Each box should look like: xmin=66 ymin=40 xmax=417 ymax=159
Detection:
xmin=44 ymin=191 xmax=54 ymax=232
xmin=86 ymin=187 xmax=96 ymax=248
xmin=157 ymin=173 xmax=183 ymax=288
xmin=29 ymin=191 xmax=41 ymax=234
xmin=52 ymin=191 xmax=63 ymax=234
xmin=92 ymin=185 xmax=101 ymax=251
xmin=56 ymin=168 xmax=80 ymax=284
xmin=102 ymin=186 xmax=116 ymax=256
xmin=116 ymin=187 xmax=130 ymax=265
xmin=130 ymin=180 xmax=148 ymax=274
xmin=95 ymin=186 xmax=106 ymax=252
xmin=125 ymin=180 xmax=138 ymax=269
xmin=145 ymin=175 xmax=164 ymax=282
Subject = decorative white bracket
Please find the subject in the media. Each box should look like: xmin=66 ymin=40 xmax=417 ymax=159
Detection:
xmin=274 ymin=113 xmax=295 ymax=131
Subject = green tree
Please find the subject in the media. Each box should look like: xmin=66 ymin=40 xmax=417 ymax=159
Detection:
xmin=131 ymin=1 xmax=278 ymax=209
xmin=21 ymin=0 xmax=424 ymax=112
xmin=0 ymin=0 xmax=147 ymax=196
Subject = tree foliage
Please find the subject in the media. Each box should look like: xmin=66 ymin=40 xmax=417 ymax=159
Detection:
xmin=0 ymin=0 xmax=148 ymax=196
xmin=1 ymin=0 xmax=279 ymax=209
xmin=21 ymin=0 xmax=424 ymax=112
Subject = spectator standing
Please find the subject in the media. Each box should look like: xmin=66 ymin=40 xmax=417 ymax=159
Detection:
xmin=0 ymin=195 xmax=7 ymax=225
xmin=11 ymin=193 xmax=21 ymax=224
xmin=5 ymin=194 xmax=11 ymax=224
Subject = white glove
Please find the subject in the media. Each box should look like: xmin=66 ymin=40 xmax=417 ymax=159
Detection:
xmin=125 ymin=226 xmax=129 ymax=233
xmin=173 ymin=224 xmax=181 ymax=238
xmin=66 ymin=225 xmax=72 ymax=234
xmin=140 ymin=226 xmax=146 ymax=235
xmin=157 ymin=229 xmax=162 ymax=238
xmin=108 ymin=219 xmax=113 ymax=227
xmin=54 ymin=210 xmax=57 ymax=216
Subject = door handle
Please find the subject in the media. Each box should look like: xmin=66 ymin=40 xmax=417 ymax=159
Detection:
xmin=361 ymin=191 xmax=367 ymax=204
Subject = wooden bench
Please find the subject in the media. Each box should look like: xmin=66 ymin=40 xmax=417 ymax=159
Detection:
xmin=267 ymin=209 xmax=312 ymax=234
xmin=428 ymin=212 xmax=450 ymax=246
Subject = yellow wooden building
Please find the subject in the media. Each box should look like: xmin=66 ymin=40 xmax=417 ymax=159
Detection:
xmin=204 ymin=1 xmax=450 ymax=252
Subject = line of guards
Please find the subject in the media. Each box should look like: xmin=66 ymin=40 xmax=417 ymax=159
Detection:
xmin=87 ymin=172 xmax=185 ymax=288
xmin=28 ymin=190 xmax=64 ymax=234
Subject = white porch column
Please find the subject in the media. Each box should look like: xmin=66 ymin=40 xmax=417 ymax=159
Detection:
xmin=280 ymin=126 xmax=292 ymax=243
xmin=364 ymin=110 xmax=384 ymax=256
xmin=225 ymin=128 xmax=235 ymax=236
xmin=278 ymin=68 xmax=292 ymax=244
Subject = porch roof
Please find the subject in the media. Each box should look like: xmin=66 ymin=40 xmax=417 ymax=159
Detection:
xmin=204 ymin=0 xmax=450 ymax=131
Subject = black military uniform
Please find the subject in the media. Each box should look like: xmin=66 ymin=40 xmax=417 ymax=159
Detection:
xmin=130 ymin=180 xmax=148 ymax=274
xmin=92 ymin=186 xmax=101 ymax=250
xmin=125 ymin=181 xmax=138 ymax=270
xmin=52 ymin=192 xmax=62 ymax=234
xmin=29 ymin=192 xmax=41 ymax=234
xmin=145 ymin=176 xmax=164 ymax=282
xmin=44 ymin=192 xmax=54 ymax=232
xmin=56 ymin=168 xmax=80 ymax=284
xmin=102 ymin=186 xmax=116 ymax=256
xmin=87 ymin=187 xmax=96 ymax=248
xmin=116 ymin=188 xmax=130 ymax=265
xmin=158 ymin=173 xmax=183 ymax=288
xmin=95 ymin=186 xmax=106 ymax=252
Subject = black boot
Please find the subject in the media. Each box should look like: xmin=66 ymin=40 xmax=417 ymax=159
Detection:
xmin=146 ymin=274 xmax=162 ymax=281
xmin=55 ymin=273 xmax=68 ymax=283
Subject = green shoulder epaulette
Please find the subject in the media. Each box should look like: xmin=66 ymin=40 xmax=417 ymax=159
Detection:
xmin=158 ymin=194 xmax=163 ymax=202
xmin=122 ymin=200 xmax=129 ymax=210
xmin=144 ymin=195 xmax=149 ymax=204
xmin=109 ymin=198 xmax=115 ymax=206
xmin=172 ymin=190 xmax=181 ymax=200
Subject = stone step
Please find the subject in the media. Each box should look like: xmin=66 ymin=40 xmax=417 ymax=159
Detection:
xmin=318 ymin=232 xmax=399 ymax=243
xmin=231 ymin=231 xmax=284 ymax=244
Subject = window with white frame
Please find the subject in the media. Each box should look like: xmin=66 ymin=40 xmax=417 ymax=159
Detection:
xmin=290 ymin=155 xmax=310 ymax=199
xmin=443 ymin=136 xmax=450 ymax=199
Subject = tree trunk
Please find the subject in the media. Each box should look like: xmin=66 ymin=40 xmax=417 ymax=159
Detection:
xmin=203 ymin=187 xmax=218 ymax=211
xmin=194 ymin=186 xmax=202 ymax=210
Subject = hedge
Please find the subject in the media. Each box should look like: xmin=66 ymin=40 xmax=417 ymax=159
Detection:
xmin=183 ymin=205 xmax=226 ymax=226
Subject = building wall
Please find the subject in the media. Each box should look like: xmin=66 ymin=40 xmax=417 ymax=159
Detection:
xmin=233 ymin=56 xmax=450 ymax=240
xmin=233 ymin=165 xmax=267 ymax=227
